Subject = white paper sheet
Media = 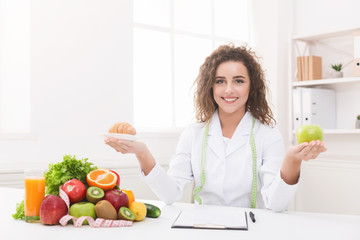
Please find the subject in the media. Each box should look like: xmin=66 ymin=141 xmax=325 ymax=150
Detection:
xmin=172 ymin=204 xmax=248 ymax=230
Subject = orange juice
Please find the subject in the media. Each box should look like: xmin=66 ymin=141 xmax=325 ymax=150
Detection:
xmin=24 ymin=173 xmax=45 ymax=223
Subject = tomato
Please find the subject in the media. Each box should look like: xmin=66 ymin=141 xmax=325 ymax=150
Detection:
xmin=61 ymin=179 xmax=86 ymax=203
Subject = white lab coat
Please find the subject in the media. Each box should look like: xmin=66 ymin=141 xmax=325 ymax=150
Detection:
xmin=141 ymin=110 xmax=298 ymax=212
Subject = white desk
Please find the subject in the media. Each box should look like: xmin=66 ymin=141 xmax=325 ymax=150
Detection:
xmin=1 ymin=187 xmax=360 ymax=240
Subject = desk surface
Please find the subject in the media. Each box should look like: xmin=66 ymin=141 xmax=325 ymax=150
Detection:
xmin=1 ymin=187 xmax=360 ymax=240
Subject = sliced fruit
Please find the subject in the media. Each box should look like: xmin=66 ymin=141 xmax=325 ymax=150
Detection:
xmin=86 ymin=169 xmax=117 ymax=191
xmin=121 ymin=189 xmax=135 ymax=204
xmin=110 ymin=170 xmax=120 ymax=186
xmin=118 ymin=207 xmax=135 ymax=221
xmin=129 ymin=201 xmax=147 ymax=222
xmin=144 ymin=203 xmax=161 ymax=218
xmin=86 ymin=186 xmax=104 ymax=204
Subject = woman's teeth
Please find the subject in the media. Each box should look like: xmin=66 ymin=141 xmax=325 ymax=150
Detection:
xmin=223 ymin=97 xmax=238 ymax=102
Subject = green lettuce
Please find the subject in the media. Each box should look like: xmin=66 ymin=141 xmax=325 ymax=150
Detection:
xmin=12 ymin=200 xmax=25 ymax=220
xmin=45 ymin=154 xmax=97 ymax=195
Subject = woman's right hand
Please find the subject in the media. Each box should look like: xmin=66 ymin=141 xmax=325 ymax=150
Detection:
xmin=105 ymin=137 xmax=146 ymax=157
xmin=104 ymin=137 xmax=155 ymax=175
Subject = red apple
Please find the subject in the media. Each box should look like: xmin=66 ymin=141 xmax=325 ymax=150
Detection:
xmin=110 ymin=170 xmax=120 ymax=186
xmin=61 ymin=179 xmax=86 ymax=203
xmin=104 ymin=189 xmax=129 ymax=212
xmin=40 ymin=195 xmax=68 ymax=225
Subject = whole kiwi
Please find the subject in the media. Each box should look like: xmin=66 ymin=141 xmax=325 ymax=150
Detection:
xmin=95 ymin=200 xmax=117 ymax=220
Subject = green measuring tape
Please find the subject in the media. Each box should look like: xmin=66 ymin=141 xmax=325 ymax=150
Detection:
xmin=193 ymin=120 xmax=210 ymax=205
xmin=193 ymin=117 xmax=257 ymax=208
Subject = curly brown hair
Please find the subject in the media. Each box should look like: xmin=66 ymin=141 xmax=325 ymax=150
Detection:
xmin=193 ymin=44 xmax=275 ymax=126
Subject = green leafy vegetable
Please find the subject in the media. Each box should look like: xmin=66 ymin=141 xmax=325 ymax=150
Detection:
xmin=45 ymin=154 xmax=97 ymax=195
xmin=12 ymin=200 xmax=25 ymax=220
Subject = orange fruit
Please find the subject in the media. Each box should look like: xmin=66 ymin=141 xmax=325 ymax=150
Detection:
xmin=122 ymin=189 xmax=135 ymax=203
xmin=87 ymin=169 xmax=117 ymax=191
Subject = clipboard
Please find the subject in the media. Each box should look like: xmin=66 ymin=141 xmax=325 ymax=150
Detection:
xmin=171 ymin=205 xmax=248 ymax=230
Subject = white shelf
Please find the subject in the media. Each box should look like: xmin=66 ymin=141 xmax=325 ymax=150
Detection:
xmin=292 ymin=77 xmax=360 ymax=87
xmin=293 ymin=27 xmax=360 ymax=41
xmin=323 ymin=129 xmax=360 ymax=134
xmin=293 ymin=129 xmax=360 ymax=135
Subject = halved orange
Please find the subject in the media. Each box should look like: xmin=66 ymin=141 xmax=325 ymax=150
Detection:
xmin=87 ymin=169 xmax=117 ymax=191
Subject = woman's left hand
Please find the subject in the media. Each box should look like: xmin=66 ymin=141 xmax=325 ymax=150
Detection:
xmin=286 ymin=140 xmax=327 ymax=163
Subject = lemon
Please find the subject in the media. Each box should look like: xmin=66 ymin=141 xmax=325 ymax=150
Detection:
xmin=129 ymin=201 xmax=147 ymax=221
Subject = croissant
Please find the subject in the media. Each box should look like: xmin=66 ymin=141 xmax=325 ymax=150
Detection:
xmin=108 ymin=122 xmax=136 ymax=135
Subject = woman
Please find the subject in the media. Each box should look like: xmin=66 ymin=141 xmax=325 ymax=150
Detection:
xmin=105 ymin=44 xmax=326 ymax=212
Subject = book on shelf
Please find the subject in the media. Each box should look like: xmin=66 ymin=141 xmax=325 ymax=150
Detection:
xmin=296 ymin=56 xmax=322 ymax=81
xmin=296 ymin=57 xmax=303 ymax=81
xmin=309 ymin=56 xmax=322 ymax=80
xmin=304 ymin=56 xmax=309 ymax=81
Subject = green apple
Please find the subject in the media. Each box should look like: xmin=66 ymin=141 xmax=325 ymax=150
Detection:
xmin=296 ymin=124 xmax=324 ymax=144
xmin=69 ymin=202 xmax=96 ymax=225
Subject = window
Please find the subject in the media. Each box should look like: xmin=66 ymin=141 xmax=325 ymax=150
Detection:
xmin=133 ymin=0 xmax=250 ymax=129
xmin=0 ymin=0 xmax=31 ymax=133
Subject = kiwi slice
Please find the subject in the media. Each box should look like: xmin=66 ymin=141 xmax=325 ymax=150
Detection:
xmin=86 ymin=186 xmax=104 ymax=204
xmin=118 ymin=207 xmax=136 ymax=221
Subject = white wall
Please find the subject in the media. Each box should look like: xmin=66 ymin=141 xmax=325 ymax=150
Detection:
xmin=294 ymin=0 xmax=360 ymax=35
xmin=0 ymin=0 xmax=182 ymax=201
xmin=250 ymin=0 xmax=294 ymax=138
xmin=0 ymin=0 xmax=31 ymax=133
xmin=0 ymin=0 xmax=137 ymax=170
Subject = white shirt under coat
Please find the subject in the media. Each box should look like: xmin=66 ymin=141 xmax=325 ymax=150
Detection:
xmin=141 ymin=110 xmax=298 ymax=212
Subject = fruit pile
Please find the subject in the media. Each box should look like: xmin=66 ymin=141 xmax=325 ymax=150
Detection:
xmin=40 ymin=168 xmax=161 ymax=226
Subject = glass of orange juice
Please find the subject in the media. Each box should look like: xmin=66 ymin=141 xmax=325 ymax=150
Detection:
xmin=24 ymin=170 xmax=45 ymax=223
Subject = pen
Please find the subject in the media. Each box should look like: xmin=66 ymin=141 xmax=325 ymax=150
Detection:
xmin=249 ymin=211 xmax=256 ymax=223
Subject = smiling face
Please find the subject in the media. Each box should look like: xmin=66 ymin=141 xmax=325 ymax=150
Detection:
xmin=212 ymin=61 xmax=250 ymax=118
